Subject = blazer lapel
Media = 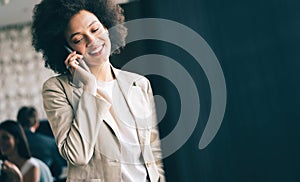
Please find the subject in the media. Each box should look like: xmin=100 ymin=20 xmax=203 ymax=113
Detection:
xmin=66 ymin=66 xmax=151 ymax=148
xmin=112 ymin=67 xmax=151 ymax=148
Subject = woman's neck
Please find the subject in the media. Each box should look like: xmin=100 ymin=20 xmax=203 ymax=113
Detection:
xmin=89 ymin=61 xmax=114 ymax=82
xmin=7 ymin=153 xmax=27 ymax=169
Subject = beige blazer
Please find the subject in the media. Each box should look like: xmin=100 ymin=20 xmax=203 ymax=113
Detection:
xmin=42 ymin=66 xmax=165 ymax=182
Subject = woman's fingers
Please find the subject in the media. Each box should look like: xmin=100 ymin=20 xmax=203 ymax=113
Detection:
xmin=64 ymin=51 xmax=83 ymax=74
xmin=2 ymin=160 xmax=18 ymax=171
xmin=63 ymin=51 xmax=96 ymax=94
xmin=64 ymin=51 xmax=75 ymax=67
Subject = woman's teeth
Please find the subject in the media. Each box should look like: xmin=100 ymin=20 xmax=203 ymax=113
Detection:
xmin=89 ymin=44 xmax=104 ymax=55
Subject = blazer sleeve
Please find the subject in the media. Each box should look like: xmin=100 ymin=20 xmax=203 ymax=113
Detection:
xmin=42 ymin=77 xmax=111 ymax=166
xmin=146 ymin=79 xmax=166 ymax=182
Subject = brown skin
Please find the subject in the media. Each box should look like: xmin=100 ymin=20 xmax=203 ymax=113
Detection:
xmin=64 ymin=10 xmax=113 ymax=82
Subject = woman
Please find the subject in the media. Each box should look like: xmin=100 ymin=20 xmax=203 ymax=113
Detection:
xmin=17 ymin=105 xmax=67 ymax=180
xmin=32 ymin=0 xmax=165 ymax=181
xmin=0 ymin=120 xmax=39 ymax=182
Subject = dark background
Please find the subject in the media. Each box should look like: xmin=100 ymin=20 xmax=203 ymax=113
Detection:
xmin=110 ymin=0 xmax=300 ymax=181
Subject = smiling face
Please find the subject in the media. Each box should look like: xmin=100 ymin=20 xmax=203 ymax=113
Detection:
xmin=65 ymin=10 xmax=111 ymax=67
xmin=0 ymin=130 xmax=17 ymax=157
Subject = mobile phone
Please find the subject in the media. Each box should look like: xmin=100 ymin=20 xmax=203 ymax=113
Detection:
xmin=64 ymin=45 xmax=89 ymax=72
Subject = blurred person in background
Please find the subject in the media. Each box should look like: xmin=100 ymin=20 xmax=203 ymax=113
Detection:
xmin=0 ymin=120 xmax=53 ymax=182
xmin=17 ymin=106 xmax=67 ymax=181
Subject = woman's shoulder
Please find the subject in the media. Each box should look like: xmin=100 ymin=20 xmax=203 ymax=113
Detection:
xmin=42 ymin=74 xmax=70 ymax=90
xmin=25 ymin=158 xmax=39 ymax=167
xmin=115 ymin=69 xmax=153 ymax=94
xmin=116 ymin=69 xmax=149 ymax=83
xmin=32 ymin=158 xmax=54 ymax=182
xmin=44 ymin=74 xmax=69 ymax=84
xmin=20 ymin=158 xmax=38 ymax=175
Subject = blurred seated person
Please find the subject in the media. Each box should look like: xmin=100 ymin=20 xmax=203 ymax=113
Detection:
xmin=17 ymin=106 xmax=67 ymax=181
xmin=0 ymin=120 xmax=53 ymax=182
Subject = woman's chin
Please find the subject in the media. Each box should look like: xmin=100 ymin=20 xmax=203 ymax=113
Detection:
xmin=85 ymin=56 xmax=110 ymax=66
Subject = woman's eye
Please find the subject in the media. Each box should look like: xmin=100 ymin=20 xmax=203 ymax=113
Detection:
xmin=72 ymin=38 xmax=82 ymax=44
xmin=92 ymin=27 xmax=99 ymax=33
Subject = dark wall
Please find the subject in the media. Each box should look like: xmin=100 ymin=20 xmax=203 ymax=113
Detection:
xmin=112 ymin=0 xmax=300 ymax=181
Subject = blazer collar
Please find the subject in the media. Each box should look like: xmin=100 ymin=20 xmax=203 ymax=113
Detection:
xmin=68 ymin=64 xmax=137 ymax=92
xmin=111 ymin=66 xmax=138 ymax=98
xmin=67 ymin=64 xmax=139 ymax=115
xmin=66 ymin=64 xmax=149 ymax=146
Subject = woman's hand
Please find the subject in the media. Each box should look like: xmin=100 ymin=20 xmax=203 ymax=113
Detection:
xmin=2 ymin=160 xmax=23 ymax=182
xmin=65 ymin=51 xmax=97 ymax=95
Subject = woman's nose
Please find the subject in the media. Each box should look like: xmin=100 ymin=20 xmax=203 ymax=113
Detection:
xmin=86 ymin=34 xmax=96 ymax=46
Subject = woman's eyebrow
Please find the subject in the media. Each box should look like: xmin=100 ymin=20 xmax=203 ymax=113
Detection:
xmin=88 ymin=20 xmax=98 ymax=28
xmin=69 ymin=20 xmax=99 ymax=40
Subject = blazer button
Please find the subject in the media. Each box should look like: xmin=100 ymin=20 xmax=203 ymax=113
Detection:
xmin=146 ymin=162 xmax=151 ymax=168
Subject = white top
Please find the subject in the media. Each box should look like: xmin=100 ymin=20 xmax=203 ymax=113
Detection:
xmin=21 ymin=157 xmax=53 ymax=182
xmin=97 ymin=80 xmax=148 ymax=182
xmin=20 ymin=158 xmax=38 ymax=175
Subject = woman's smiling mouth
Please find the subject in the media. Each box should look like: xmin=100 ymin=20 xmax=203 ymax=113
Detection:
xmin=88 ymin=43 xmax=104 ymax=56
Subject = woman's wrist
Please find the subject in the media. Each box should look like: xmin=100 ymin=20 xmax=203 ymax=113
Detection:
xmin=84 ymin=79 xmax=97 ymax=96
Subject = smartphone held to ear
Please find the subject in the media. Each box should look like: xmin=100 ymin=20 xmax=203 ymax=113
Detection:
xmin=64 ymin=45 xmax=90 ymax=72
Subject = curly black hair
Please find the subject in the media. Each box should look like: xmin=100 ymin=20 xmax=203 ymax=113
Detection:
xmin=31 ymin=0 xmax=127 ymax=74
